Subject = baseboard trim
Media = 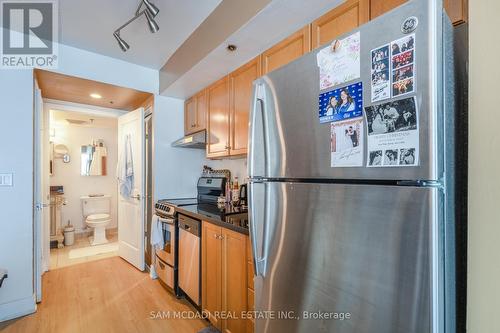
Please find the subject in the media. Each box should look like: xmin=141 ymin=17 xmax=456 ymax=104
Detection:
xmin=0 ymin=295 xmax=36 ymax=322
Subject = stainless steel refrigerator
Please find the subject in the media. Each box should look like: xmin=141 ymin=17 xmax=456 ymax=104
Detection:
xmin=247 ymin=0 xmax=456 ymax=332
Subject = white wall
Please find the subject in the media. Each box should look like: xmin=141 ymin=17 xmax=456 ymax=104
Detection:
xmin=55 ymin=43 xmax=158 ymax=94
xmin=0 ymin=70 xmax=36 ymax=320
xmin=152 ymin=95 xmax=249 ymax=201
xmin=152 ymin=95 xmax=206 ymax=200
xmin=468 ymin=1 xmax=500 ymax=331
xmin=49 ymin=119 xmax=118 ymax=233
xmin=0 ymin=27 xmax=158 ymax=323
xmin=204 ymin=158 xmax=248 ymax=182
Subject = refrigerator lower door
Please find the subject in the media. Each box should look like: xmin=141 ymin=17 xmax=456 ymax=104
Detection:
xmin=249 ymin=182 xmax=442 ymax=333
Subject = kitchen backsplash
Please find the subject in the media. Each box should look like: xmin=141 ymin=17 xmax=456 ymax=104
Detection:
xmin=204 ymin=158 xmax=248 ymax=182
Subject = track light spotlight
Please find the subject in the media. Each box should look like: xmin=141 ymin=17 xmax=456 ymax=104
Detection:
xmin=113 ymin=0 xmax=159 ymax=52
xmin=145 ymin=10 xmax=159 ymax=33
xmin=113 ymin=32 xmax=130 ymax=52
xmin=142 ymin=0 xmax=160 ymax=17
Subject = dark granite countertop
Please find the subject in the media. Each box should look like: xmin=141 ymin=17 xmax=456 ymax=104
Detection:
xmin=175 ymin=203 xmax=249 ymax=235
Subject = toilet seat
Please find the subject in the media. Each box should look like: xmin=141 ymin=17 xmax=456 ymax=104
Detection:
xmin=87 ymin=213 xmax=110 ymax=222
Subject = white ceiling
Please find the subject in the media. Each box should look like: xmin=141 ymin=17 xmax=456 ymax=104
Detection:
xmin=59 ymin=0 xmax=221 ymax=69
xmin=51 ymin=110 xmax=118 ymax=128
xmin=162 ymin=0 xmax=345 ymax=98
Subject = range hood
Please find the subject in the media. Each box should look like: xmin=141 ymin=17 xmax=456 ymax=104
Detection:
xmin=171 ymin=130 xmax=206 ymax=149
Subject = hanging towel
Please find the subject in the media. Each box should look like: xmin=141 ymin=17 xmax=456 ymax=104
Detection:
xmin=149 ymin=214 xmax=163 ymax=280
xmin=150 ymin=214 xmax=164 ymax=248
xmin=117 ymin=134 xmax=134 ymax=198
xmin=89 ymin=146 xmax=107 ymax=176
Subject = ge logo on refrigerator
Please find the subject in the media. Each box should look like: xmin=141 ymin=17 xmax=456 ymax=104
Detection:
xmin=401 ymin=16 xmax=418 ymax=34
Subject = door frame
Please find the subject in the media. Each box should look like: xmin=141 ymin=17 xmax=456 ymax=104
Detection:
xmin=33 ymin=80 xmax=51 ymax=303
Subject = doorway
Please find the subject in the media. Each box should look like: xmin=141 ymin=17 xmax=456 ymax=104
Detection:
xmin=47 ymin=108 xmax=120 ymax=269
xmin=33 ymin=69 xmax=152 ymax=302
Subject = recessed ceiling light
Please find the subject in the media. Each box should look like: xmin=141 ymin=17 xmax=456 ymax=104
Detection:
xmin=90 ymin=93 xmax=102 ymax=99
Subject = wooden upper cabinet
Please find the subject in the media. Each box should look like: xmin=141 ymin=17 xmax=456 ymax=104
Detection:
xmin=443 ymin=0 xmax=468 ymax=25
xmin=185 ymin=90 xmax=206 ymax=135
xmin=195 ymin=89 xmax=207 ymax=131
xmin=202 ymin=222 xmax=223 ymax=330
xmin=370 ymin=0 xmax=407 ymax=20
xmin=229 ymin=56 xmax=261 ymax=156
xmin=184 ymin=97 xmax=197 ymax=135
xmin=312 ymin=0 xmax=369 ymax=49
xmin=371 ymin=0 xmax=467 ymax=25
xmin=207 ymin=76 xmax=230 ymax=158
xmin=261 ymin=26 xmax=311 ymax=74
xmin=221 ymin=228 xmax=247 ymax=333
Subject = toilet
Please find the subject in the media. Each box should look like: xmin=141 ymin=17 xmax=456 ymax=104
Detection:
xmin=81 ymin=195 xmax=112 ymax=245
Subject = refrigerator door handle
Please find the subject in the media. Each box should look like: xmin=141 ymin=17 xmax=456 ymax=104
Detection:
xmin=248 ymin=81 xmax=268 ymax=179
xmin=249 ymin=182 xmax=268 ymax=277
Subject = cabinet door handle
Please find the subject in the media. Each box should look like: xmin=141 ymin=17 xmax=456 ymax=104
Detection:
xmin=214 ymin=233 xmax=218 ymax=239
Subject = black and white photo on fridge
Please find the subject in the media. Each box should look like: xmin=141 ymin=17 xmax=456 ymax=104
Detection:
xmin=365 ymin=96 xmax=419 ymax=167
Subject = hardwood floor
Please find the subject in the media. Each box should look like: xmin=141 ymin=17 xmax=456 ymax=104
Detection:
xmin=0 ymin=257 xmax=209 ymax=333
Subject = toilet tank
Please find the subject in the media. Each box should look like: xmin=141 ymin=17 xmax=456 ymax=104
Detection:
xmin=81 ymin=195 xmax=111 ymax=217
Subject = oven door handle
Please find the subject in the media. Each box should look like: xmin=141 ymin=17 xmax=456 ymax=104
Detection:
xmin=158 ymin=216 xmax=175 ymax=225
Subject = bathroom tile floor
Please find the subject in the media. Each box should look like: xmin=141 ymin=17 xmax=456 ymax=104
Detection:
xmin=50 ymin=231 xmax=118 ymax=270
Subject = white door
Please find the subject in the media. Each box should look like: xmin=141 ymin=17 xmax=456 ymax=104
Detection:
xmin=34 ymin=84 xmax=50 ymax=302
xmin=118 ymin=108 xmax=145 ymax=270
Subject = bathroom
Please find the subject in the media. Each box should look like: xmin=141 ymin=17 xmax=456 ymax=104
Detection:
xmin=48 ymin=107 xmax=120 ymax=269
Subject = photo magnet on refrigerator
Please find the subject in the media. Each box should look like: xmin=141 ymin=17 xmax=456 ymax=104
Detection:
xmin=391 ymin=34 xmax=416 ymax=97
xmin=370 ymin=44 xmax=391 ymax=102
xmin=319 ymin=82 xmax=363 ymax=123
xmin=317 ymin=31 xmax=361 ymax=90
xmin=365 ymin=96 xmax=419 ymax=167
xmin=330 ymin=118 xmax=364 ymax=168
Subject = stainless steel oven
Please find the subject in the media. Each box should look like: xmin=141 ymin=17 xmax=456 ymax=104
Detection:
xmin=156 ymin=216 xmax=175 ymax=266
xmin=154 ymin=216 xmax=176 ymax=290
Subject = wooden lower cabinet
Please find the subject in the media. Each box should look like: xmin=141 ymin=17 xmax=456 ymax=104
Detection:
xmin=202 ymin=222 xmax=223 ymax=329
xmin=221 ymin=228 xmax=247 ymax=333
xmin=202 ymin=221 xmax=248 ymax=333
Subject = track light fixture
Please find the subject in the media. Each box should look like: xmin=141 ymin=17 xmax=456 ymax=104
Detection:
xmin=113 ymin=32 xmax=130 ymax=52
xmin=141 ymin=0 xmax=159 ymax=17
xmin=144 ymin=10 xmax=159 ymax=33
xmin=113 ymin=0 xmax=160 ymax=52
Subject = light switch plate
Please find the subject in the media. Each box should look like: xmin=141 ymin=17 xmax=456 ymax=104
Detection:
xmin=0 ymin=173 xmax=13 ymax=187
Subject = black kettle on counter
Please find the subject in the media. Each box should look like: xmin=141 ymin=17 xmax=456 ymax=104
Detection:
xmin=238 ymin=184 xmax=248 ymax=206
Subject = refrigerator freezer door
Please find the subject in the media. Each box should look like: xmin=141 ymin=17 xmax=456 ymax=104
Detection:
xmin=248 ymin=0 xmax=451 ymax=181
xmin=249 ymin=181 xmax=440 ymax=333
